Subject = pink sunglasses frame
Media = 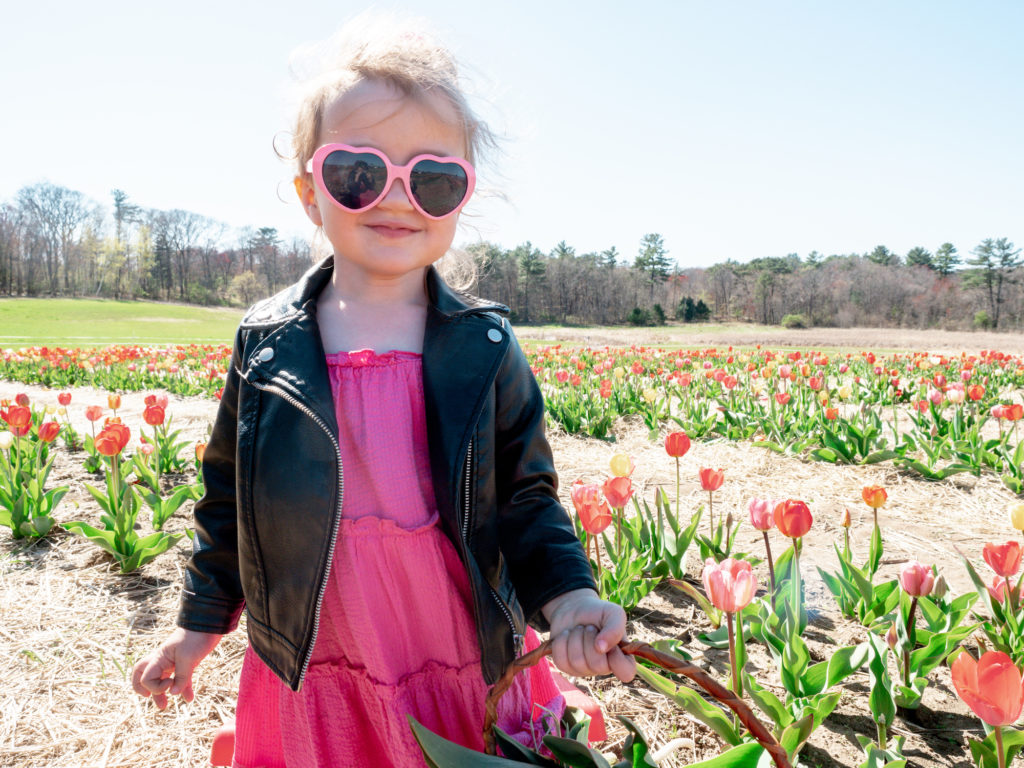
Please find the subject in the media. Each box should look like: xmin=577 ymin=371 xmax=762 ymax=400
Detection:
xmin=306 ymin=143 xmax=476 ymax=220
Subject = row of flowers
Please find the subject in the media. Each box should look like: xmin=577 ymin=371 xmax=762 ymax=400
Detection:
xmin=1 ymin=391 xmax=204 ymax=571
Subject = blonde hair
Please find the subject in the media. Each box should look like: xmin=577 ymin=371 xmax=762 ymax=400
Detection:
xmin=288 ymin=12 xmax=495 ymax=178
xmin=287 ymin=12 xmax=493 ymax=290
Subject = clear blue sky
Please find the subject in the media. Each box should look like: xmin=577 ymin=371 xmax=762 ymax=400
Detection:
xmin=2 ymin=1 xmax=1021 ymax=267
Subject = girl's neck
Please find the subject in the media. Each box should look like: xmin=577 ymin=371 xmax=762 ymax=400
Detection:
xmin=317 ymin=263 xmax=429 ymax=355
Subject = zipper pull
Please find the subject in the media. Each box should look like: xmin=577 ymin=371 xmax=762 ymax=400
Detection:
xmin=513 ymin=632 xmax=525 ymax=655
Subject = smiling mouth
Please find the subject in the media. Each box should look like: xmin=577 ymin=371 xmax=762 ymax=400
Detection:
xmin=367 ymin=224 xmax=418 ymax=238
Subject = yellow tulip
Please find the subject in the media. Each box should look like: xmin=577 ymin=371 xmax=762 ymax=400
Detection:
xmin=643 ymin=388 xmax=657 ymax=404
xmin=609 ymin=453 xmax=635 ymax=477
xmin=613 ymin=366 xmax=625 ymax=381
xmin=838 ymin=385 xmax=852 ymax=400
xmin=1010 ymin=503 xmax=1024 ymax=531
xmin=0 ymin=431 xmax=13 ymax=450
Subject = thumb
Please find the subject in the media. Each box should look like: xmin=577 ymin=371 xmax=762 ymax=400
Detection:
xmin=594 ymin=605 xmax=626 ymax=653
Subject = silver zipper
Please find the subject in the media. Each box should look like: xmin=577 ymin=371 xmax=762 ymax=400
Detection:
xmin=248 ymin=378 xmax=343 ymax=688
xmin=460 ymin=438 xmax=523 ymax=654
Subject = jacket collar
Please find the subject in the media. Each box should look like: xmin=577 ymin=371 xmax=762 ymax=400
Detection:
xmin=242 ymin=255 xmax=508 ymax=327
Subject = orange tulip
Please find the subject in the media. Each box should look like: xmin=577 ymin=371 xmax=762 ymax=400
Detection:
xmin=143 ymin=405 xmax=166 ymax=426
xmin=601 ymin=476 xmax=634 ymax=509
xmin=571 ymin=481 xmax=613 ymax=535
xmin=952 ymin=650 xmax=1024 ymax=727
xmin=862 ymin=485 xmax=887 ymax=508
xmin=195 ymin=442 xmax=207 ymax=463
xmin=699 ymin=468 xmax=724 ymax=492
xmin=664 ymin=431 xmax=691 ymax=458
xmin=94 ymin=424 xmax=131 ymax=456
xmin=702 ymin=557 xmax=757 ymax=614
xmin=107 ymin=394 xmax=121 ymax=411
xmin=773 ymin=499 xmax=813 ymax=539
xmin=1 ymin=405 xmax=32 ymax=436
xmin=38 ymin=422 xmax=60 ymax=443
xmin=984 ymin=541 xmax=1023 ymax=578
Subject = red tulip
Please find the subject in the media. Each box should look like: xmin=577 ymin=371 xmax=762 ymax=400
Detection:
xmin=38 ymin=422 xmax=60 ymax=443
xmin=57 ymin=392 xmax=72 ymax=406
xmin=862 ymin=485 xmax=887 ymax=508
xmin=143 ymin=405 xmax=166 ymax=426
xmin=952 ymin=650 xmax=1024 ymax=727
xmin=702 ymin=557 xmax=757 ymax=614
xmin=94 ymin=424 xmax=131 ymax=456
xmin=773 ymin=499 xmax=813 ymax=539
xmin=601 ymin=476 xmax=634 ymax=509
xmin=898 ymin=561 xmax=935 ymax=597
xmin=144 ymin=393 xmax=169 ymax=409
xmin=84 ymin=406 xmax=104 ymax=422
xmin=571 ymin=481 xmax=613 ymax=535
xmin=1009 ymin=404 xmax=1024 ymax=421
xmin=968 ymin=384 xmax=985 ymax=401
xmin=699 ymin=468 xmax=724 ymax=492
xmin=824 ymin=407 xmax=838 ymax=420
xmin=984 ymin=541 xmax=1023 ymax=578
xmin=664 ymin=431 xmax=691 ymax=458
xmin=15 ymin=393 xmax=30 ymax=407
xmin=748 ymin=497 xmax=774 ymax=531
xmin=775 ymin=392 xmax=791 ymax=406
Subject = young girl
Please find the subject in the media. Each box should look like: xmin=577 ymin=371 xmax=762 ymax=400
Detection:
xmin=131 ymin=18 xmax=634 ymax=767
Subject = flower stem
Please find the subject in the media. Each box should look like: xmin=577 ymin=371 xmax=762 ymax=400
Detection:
xmin=763 ymin=531 xmax=776 ymax=612
xmin=903 ymin=596 xmax=918 ymax=687
xmin=708 ymin=491 xmax=714 ymax=535
xmin=877 ymin=720 xmax=887 ymax=751
xmin=726 ymin=611 xmax=741 ymax=699
xmin=996 ymin=725 xmax=1006 ymax=768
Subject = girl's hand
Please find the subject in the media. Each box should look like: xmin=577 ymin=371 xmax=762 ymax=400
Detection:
xmin=541 ymin=588 xmax=635 ymax=682
xmin=131 ymin=627 xmax=222 ymax=709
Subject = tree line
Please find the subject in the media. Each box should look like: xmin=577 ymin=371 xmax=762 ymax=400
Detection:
xmin=1 ymin=182 xmax=1021 ymax=330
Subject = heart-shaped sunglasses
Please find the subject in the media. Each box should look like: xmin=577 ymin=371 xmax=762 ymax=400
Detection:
xmin=306 ymin=144 xmax=476 ymax=220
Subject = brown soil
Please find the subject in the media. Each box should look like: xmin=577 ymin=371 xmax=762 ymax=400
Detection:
xmin=0 ymin=326 xmax=1016 ymax=767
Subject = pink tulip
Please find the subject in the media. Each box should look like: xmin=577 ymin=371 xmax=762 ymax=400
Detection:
xmin=702 ymin=558 xmax=757 ymax=614
xmin=748 ymin=498 xmax=774 ymax=531
xmin=898 ymin=561 xmax=935 ymax=597
xmin=952 ymin=650 xmax=1024 ymax=727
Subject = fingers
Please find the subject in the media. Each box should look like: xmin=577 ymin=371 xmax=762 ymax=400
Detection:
xmin=607 ymin=645 xmax=636 ymax=683
xmin=551 ymin=624 xmax=615 ymax=677
xmin=594 ymin=604 xmax=627 ymax=654
xmin=131 ymin=646 xmax=192 ymax=710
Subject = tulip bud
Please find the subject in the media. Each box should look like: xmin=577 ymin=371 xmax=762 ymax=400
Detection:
xmin=0 ymin=431 xmax=13 ymax=451
xmin=885 ymin=624 xmax=898 ymax=651
xmin=932 ymin=574 xmax=949 ymax=600
xmin=840 ymin=508 xmax=851 ymax=528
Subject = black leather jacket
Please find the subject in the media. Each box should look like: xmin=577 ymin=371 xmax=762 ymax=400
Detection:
xmin=177 ymin=257 xmax=595 ymax=689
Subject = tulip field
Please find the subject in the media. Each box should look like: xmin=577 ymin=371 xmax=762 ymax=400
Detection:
xmin=3 ymin=329 xmax=1024 ymax=767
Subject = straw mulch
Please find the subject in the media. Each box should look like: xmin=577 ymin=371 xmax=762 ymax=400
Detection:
xmin=1 ymin=368 xmax=1017 ymax=767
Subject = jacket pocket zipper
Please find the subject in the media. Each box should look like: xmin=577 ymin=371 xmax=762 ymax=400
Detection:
xmin=461 ymin=438 xmax=523 ymax=655
xmin=248 ymin=379 xmax=344 ymax=688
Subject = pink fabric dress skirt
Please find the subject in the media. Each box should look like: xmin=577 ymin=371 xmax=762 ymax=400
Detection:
xmin=231 ymin=349 xmax=564 ymax=768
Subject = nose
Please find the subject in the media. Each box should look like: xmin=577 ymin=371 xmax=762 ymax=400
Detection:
xmin=377 ymin=175 xmax=416 ymax=212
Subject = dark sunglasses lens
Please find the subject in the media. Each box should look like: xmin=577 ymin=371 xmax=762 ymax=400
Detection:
xmin=321 ymin=151 xmax=388 ymax=209
xmin=409 ymin=159 xmax=469 ymax=217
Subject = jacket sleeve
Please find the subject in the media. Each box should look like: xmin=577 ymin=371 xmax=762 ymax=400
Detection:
xmin=493 ymin=329 xmax=596 ymax=630
xmin=176 ymin=326 xmax=246 ymax=634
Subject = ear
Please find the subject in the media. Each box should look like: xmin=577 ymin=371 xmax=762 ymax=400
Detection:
xmin=293 ymin=175 xmax=323 ymax=227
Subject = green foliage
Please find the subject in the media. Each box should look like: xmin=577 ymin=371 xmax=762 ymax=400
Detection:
xmin=627 ymin=308 xmax=653 ymax=326
xmin=780 ymin=314 xmax=809 ymax=329
xmin=974 ymin=310 xmax=993 ymax=330
xmin=652 ymin=304 xmax=666 ymax=325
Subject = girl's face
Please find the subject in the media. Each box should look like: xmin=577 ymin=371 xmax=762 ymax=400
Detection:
xmin=296 ymin=79 xmax=468 ymax=286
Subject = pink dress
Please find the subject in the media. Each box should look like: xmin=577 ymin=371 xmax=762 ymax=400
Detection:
xmin=231 ymin=349 xmax=564 ymax=768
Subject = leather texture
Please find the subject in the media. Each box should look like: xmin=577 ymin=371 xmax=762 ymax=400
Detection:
xmin=176 ymin=257 xmax=596 ymax=688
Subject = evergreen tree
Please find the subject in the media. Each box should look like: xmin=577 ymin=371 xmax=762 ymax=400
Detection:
xmin=933 ymin=242 xmax=960 ymax=276
xmin=905 ymin=246 xmax=934 ymax=268
xmin=634 ymin=232 xmax=671 ymax=300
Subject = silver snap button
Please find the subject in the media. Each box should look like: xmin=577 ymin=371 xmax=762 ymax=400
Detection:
xmin=258 ymin=347 xmax=275 ymax=362
xmin=487 ymin=329 xmax=503 ymax=343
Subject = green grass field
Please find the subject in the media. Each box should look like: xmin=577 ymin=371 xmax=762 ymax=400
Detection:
xmin=0 ymin=298 xmax=244 ymax=346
